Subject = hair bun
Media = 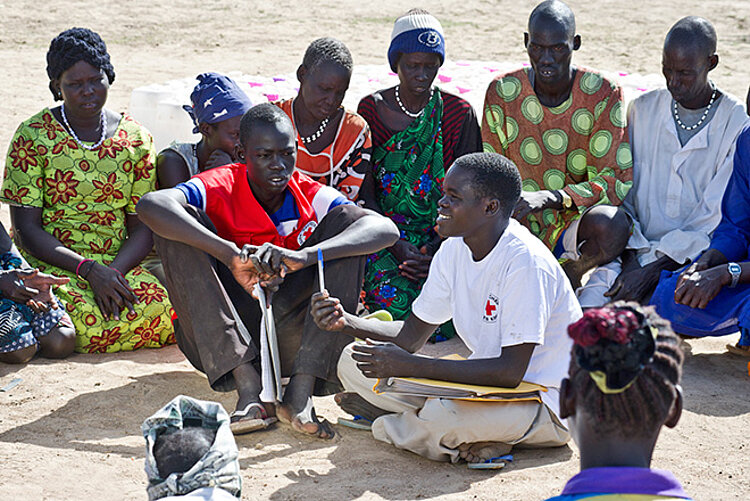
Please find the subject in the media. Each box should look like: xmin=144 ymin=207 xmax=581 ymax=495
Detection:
xmin=569 ymin=306 xmax=656 ymax=392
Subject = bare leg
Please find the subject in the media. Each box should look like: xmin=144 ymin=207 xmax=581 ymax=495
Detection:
xmin=37 ymin=324 xmax=75 ymax=359
xmin=276 ymin=374 xmax=335 ymax=439
xmin=563 ymin=205 xmax=631 ymax=288
xmin=232 ymin=361 xmax=274 ymax=417
xmin=0 ymin=344 xmax=37 ymax=364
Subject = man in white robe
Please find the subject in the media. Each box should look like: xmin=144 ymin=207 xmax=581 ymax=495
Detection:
xmin=570 ymin=16 xmax=750 ymax=307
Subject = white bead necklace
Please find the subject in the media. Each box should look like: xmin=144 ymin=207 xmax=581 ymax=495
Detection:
xmin=395 ymin=85 xmax=433 ymax=119
xmin=673 ymin=87 xmax=717 ymax=131
xmin=61 ymin=104 xmax=107 ymax=150
xmin=299 ymin=116 xmax=330 ymax=144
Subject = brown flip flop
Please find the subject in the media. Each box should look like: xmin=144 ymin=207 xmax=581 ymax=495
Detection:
xmin=230 ymin=403 xmax=277 ymax=435
xmin=726 ymin=343 xmax=750 ymax=358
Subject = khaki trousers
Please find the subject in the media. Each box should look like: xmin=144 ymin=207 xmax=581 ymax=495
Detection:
xmin=337 ymin=343 xmax=570 ymax=462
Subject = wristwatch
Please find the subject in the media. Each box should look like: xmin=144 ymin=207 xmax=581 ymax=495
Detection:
xmin=728 ymin=262 xmax=741 ymax=288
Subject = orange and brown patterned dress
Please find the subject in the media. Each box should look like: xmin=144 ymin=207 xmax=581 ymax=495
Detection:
xmin=2 ymin=108 xmax=174 ymax=353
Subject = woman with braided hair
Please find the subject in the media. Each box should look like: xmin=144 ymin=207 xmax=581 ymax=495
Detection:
xmin=546 ymin=302 xmax=692 ymax=501
xmin=2 ymin=27 xmax=173 ymax=353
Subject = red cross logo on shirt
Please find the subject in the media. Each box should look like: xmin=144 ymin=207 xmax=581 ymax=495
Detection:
xmin=485 ymin=300 xmax=497 ymax=317
xmin=297 ymin=221 xmax=318 ymax=245
xmin=482 ymin=293 xmax=499 ymax=323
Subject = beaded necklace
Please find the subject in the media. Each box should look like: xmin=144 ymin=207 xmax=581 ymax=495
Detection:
xmin=673 ymin=87 xmax=717 ymax=131
xmin=61 ymin=105 xmax=107 ymax=150
xmin=299 ymin=116 xmax=330 ymax=144
xmin=395 ymin=85 xmax=433 ymax=118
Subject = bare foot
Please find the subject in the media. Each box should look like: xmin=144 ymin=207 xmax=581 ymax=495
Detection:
xmin=276 ymin=374 xmax=335 ymax=439
xmin=276 ymin=397 xmax=335 ymax=439
xmin=458 ymin=441 xmax=513 ymax=463
xmin=334 ymin=392 xmax=388 ymax=422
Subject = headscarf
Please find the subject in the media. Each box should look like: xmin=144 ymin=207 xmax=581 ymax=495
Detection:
xmin=183 ymin=73 xmax=253 ymax=133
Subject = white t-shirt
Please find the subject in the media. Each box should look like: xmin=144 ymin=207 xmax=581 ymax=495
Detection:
xmin=411 ymin=219 xmax=582 ymax=417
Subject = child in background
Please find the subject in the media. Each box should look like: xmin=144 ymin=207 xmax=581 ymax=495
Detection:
xmin=156 ymin=72 xmax=253 ymax=189
xmin=546 ymin=303 xmax=692 ymax=501
xmin=0 ymin=223 xmax=74 ymax=364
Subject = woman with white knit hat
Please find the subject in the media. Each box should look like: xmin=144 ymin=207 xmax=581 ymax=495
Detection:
xmin=358 ymin=9 xmax=481 ymax=339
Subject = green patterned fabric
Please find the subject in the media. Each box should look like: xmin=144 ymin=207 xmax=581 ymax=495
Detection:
xmin=2 ymin=109 xmax=174 ymax=353
xmin=482 ymin=67 xmax=633 ymax=249
xmin=363 ymin=91 xmax=452 ymax=337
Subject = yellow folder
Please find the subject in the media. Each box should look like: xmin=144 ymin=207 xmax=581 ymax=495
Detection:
xmin=372 ymin=354 xmax=547 ymax=403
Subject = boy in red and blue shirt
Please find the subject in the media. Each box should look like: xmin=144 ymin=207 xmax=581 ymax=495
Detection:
xmin=137 ymin=103 xmax=398 ymax=439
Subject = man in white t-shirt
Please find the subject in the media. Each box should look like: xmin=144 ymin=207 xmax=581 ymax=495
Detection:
xmin=311 ymin=152 xmax=582 ymax=463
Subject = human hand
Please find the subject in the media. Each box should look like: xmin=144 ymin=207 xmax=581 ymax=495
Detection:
xmin=86 ymin=263 xmax=137 ymax=321
xmin=513 ymin=190 xmax=560 ymax=220
xmin=22 ymin=270 xmax=70 ymax=313
xmin=310 ymin=290 xmax=349 ymax=331
xmin=204 ymin=149 xmax=234 ymax=170
xmin=0 ymin=269 xmax=42 ymax=305
xmin=399 ymin=244 xmax=432 ymax=281
xmin=674 ymin=265 xmax=729 ymax=309
xmin=351 ymin=339 xmax=415 ymax=379
xmin=241 ymin=242 xmax=308 ymax=278
xmin=605 ymin=263 xmax=662 ymax=303
xmin=390 ymin=241 xmax=431 ymax=281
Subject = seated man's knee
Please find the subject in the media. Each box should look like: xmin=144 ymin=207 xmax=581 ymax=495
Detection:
xmin=0 ymin=344 xmax=37 ymax=364
xmin=578 ymin=206 xmax=630 ymax=265
xmin=38 ymin=324 xmax=76 ymax=359
xmin=325 ymin=203 xmax=367 ymax=226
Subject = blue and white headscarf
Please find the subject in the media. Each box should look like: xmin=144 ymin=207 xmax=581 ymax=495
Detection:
xmin=183 ymin=73 xmax=253 ymax=133
xmin=387 ymin=11 xmax=446 ymax=72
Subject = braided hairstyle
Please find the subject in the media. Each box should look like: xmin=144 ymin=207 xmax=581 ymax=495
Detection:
xmin=46 ymin=27 xmax=115 ymax=100
xmin=567 ymin=302 xmax=683 ymax=438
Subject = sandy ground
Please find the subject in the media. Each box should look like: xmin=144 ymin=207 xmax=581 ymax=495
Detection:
xmin=0 ymin=1 xmax=749 ymax=499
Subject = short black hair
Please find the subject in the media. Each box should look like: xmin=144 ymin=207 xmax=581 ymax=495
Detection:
xmin=452 ymin=152 xmax=521 ymax=218
xmin=239 ymin=102 xmax=293 ymax=147
xmin=528 ymin=0 xmax=576 ymax=37
xmin=153 ymin=426 xmax=217 ymax=478
xmin=665 ymin=16 xmax=717 ymax=58
xmin=46 ymin=27 xmax=115 ymax=101
xmin=302 ymin=37 xmax=353 ymax=73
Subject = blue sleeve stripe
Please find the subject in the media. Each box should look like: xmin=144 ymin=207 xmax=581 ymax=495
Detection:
xmin=175 ymin=180 xmax=205 ymax=210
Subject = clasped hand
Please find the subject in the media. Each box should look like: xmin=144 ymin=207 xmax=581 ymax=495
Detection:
xmin=229 ymin=242 xmax=307 ymax=301
xmin=0 ymin=269 xmax=69 ymax=313
xmin=390 ymin=240 xmax=432 ymax=281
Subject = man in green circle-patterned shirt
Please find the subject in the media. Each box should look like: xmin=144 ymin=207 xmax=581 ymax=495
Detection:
xmin=481 ymin=0 xmax=632 ymax=287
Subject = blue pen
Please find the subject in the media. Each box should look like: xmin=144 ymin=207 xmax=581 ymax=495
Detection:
xmin=317 ymin=248 xmax=325 ymax=292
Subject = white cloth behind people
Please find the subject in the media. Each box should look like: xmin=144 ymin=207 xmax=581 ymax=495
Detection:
xmin=411 ymin=219 xmax=582 ymax=417
xmin=577 ymin=88 xmax=750 ymax=307
xmin=160 ymin=487 xmax=238 ymax=500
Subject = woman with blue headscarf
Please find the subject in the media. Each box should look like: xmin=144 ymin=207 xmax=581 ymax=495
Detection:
xmin=156 ymin=73 xmax=253 ymax=189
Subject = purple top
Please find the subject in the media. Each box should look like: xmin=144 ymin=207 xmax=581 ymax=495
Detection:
xmin=548 ymin=467 xmax=692 ymax=500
